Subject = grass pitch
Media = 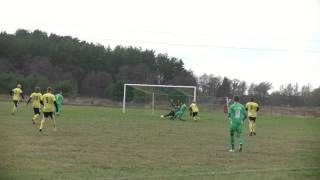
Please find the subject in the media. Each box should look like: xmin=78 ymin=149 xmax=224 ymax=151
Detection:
xmin=0 ymin=101 xmax=319 ymax=180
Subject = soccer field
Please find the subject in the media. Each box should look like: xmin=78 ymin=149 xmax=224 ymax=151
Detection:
xmin=0 ymin=102 xmax=319 ymax=180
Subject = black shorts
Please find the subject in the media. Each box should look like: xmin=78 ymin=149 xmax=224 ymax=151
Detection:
xmin=192 ymin=112 xmax=198 ymax=117
xmin=43 ymin=112 xmax=54 ymax=118
xmin=33 ymin=108 xmax=40 ymax=115
xmin=249 ymin=117 xmax=256 ymax=122
xmin=13 ymin=100 xmax=19 ymax=108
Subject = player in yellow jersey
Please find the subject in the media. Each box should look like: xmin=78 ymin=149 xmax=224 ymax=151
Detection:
xmin=189 ymin=101 xmax=200 ymax=121
xmin=245 ymin=97 xmax=259 ymax=136
xmin=27 ymin=87 xmax=42 ymax=125
xmin=39 ymin=87 xmax=59 ymax=132
xmin=10 ymin=84 xmax=24 ymax=114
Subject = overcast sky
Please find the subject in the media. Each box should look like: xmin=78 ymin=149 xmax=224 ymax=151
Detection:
xmin=1 ymin=0 xmax=320 ymax=91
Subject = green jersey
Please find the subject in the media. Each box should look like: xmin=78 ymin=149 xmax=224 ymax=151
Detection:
xmin=179 ymin=104 xmax=187 ymax=113
xmin=174 ymin=103 xmax=187 ymax=119
xmin=228 ymin=102 xmax=247 ymax=123
xmin=55 ymin=93 xmax=64 ymax=104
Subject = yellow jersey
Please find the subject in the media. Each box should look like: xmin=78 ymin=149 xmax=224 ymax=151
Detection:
xmin=30 ymin=92 xmax=42 ymax=108
xmin=190 ymin=103 xmax=199 ymax=112
xmin=41 ymin=93 xmax=56 ymax=112
xmin=245 ymin=102 xmax=259 ymax=118
xmin=12 ymin=88 xmax=23 ymax=101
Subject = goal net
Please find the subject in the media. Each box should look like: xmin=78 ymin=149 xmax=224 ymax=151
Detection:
xmin=122 ymin=84 xmax=197 ymax=113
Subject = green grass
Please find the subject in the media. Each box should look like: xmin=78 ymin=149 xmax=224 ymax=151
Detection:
xmin=0 ymin=101 xmax=319 ymax=180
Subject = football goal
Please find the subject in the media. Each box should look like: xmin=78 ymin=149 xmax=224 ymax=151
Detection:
xmin=122 ymin=83 xmax=197 ymax=113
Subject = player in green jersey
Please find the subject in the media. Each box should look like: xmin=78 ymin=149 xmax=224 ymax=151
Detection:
xmin=228 ymin=96 xmax=247 ymax=152
xmin=55 ymin=89 xmax=64 ymax=115
xmin=171 ymin=103 xmax=187 ymax=121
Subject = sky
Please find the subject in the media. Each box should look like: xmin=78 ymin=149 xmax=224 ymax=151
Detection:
xmin=1 ymin=0 xmax=320 ymax=91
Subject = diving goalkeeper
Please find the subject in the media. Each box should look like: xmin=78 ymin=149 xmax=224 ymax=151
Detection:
xmin=170 ymin=103 xmax=187 ymax=121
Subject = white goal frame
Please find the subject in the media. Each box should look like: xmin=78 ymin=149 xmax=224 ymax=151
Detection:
xmin=123 ymin=83 xmax=197 ymax=113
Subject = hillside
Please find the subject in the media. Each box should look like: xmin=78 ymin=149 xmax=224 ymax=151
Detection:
xmin=0 ymin=29 xmax=196 ymax=98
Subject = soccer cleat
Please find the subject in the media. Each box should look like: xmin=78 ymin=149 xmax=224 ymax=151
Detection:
xmin=229 ymin=149 xmax=235 ymax=152
xmin=39 ymin=129 xmax=42 ymax=132
xmin=239 ymin=144 xmax=243 ymax=152
xmin=253 ymin=132 xmax=256 ymax=136
xmin=250 ymin=132 xmax=253 ymax=136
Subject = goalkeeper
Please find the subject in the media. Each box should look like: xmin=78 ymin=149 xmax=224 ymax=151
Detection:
xmin=170 ymin=103 xmax=187 ymax=120
xmin=228 ymin=96 xmax=247 ymax=152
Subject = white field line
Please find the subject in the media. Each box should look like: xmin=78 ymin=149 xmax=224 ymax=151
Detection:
xmin=103 ymin=167 xmax=320 ymax=180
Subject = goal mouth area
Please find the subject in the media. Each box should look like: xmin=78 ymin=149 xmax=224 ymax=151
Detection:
xmin=123 ymin=83 xmax=197 ymax=113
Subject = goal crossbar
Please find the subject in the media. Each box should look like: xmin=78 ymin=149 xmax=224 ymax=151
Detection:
xmin=123 ymin=83 xmax=197 ymax=113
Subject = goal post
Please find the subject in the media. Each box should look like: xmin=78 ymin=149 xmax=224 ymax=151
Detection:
xmin=123 ymin=83 xmax=197 ymax=113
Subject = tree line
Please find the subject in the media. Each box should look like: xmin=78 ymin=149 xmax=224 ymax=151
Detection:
xmin=0 ymin=29 xmax=196 ymax=100
xmin=0 ymin=29 xmax=319 ymax=106
xmin=198 ymin=74 xmax=320 ymax=106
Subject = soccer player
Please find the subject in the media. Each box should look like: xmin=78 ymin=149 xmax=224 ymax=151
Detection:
xmin=39 ymin=87 xmax=59 ymax=132
xmin=55 ymin=89 xmax=64 ymax=115
xmin=189 ymin=101 xmax=200 ymax=121
xmin=27 ymin=87 xmax=43 ymax=124
xmin=228 ymin=96 xmax=247 ymax=152
xmin=161 ymin=99 xmax=179 ymax=118
xmin=171 ymin=103 xmax=187 ymax=120
xmin=245 ymin=97 xmax=259 ymax=136
xmin=10 ymin=84 xmax=24 ymax=114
